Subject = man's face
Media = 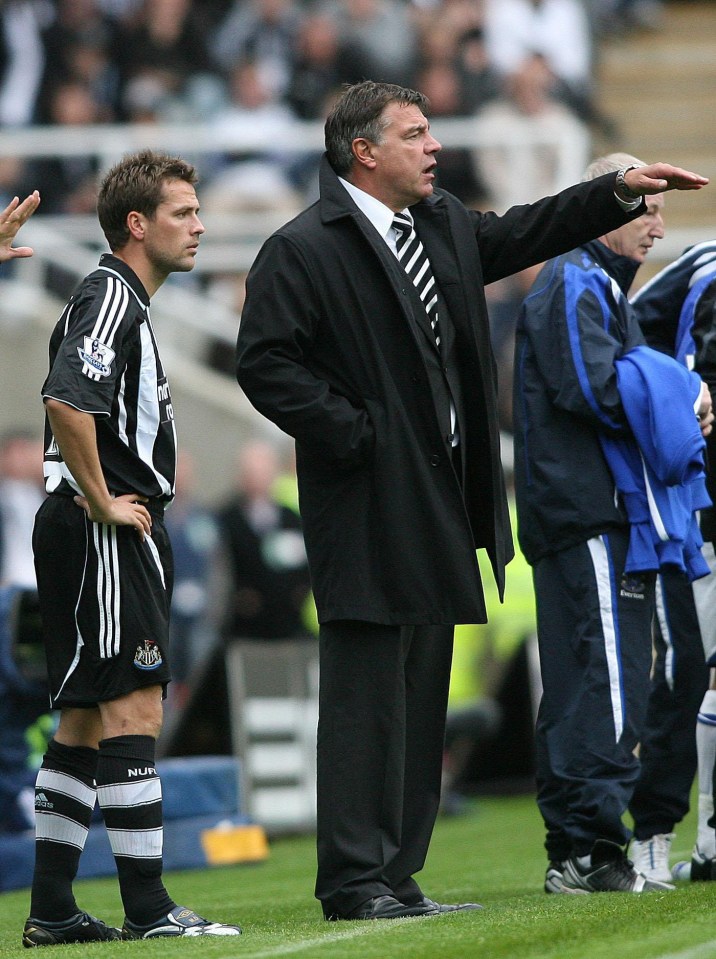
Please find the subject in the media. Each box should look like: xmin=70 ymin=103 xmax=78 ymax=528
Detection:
xmin=143 ymin=179 xmax=205 ymax=278
xmin=605 ymin=195 xmax=666 ymax=264
xmin=365 ymin=101 xmax=442 ymax=211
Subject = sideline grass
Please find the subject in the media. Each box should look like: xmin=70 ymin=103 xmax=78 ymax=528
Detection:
xmin=2 ymin=795 xmax=715 ymax=959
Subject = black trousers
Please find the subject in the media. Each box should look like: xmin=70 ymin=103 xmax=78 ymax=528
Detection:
xmin=315 ymin=620 xmax=454 ymax=916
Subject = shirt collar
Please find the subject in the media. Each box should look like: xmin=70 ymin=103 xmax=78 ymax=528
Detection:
xmin=338 ymin=176 xmax=410 ymax=242
xmin=98 ymin=252 xmax=151 ymax=308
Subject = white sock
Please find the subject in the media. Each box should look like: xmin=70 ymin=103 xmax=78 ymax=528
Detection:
xmin=696 ymin=690 xmax=716 ymax=858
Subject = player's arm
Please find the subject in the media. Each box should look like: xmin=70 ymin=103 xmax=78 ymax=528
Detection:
xmin=45 ymin=398 xmax=152 ymax=539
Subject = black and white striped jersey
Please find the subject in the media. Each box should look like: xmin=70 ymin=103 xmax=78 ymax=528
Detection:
xmin=41 ymin=253 xmax=176 ymax=502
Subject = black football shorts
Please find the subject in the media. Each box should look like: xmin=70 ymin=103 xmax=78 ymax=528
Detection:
xmin=33 ymin=494 xmax=173 ymax=707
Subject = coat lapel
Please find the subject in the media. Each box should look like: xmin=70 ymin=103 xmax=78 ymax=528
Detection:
xmin=318 ymin=159 xmax=461 ymax=354
xmin=348 ymin=202 xmax=442 ymax=353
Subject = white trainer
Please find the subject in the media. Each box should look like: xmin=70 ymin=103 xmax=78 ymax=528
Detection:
xmin=630 ymin=833 xmax=675 ymax=883
xmin=672 ymin=845 xmax=716 ymax=882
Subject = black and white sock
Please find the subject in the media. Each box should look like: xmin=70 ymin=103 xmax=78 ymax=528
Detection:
xmin=95 ymin=735 xmax=174 ymax=925
xmin=30 ymin=738 xmax=98 ymax=921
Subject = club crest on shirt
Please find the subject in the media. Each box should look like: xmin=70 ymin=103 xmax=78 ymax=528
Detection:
xmin=620 ymin=574 xmax=646 ymax=600
xmin=133 ymin=639 xmax=163 ymax=670
xmin=78 ymin=336 xmax=116 ymax=377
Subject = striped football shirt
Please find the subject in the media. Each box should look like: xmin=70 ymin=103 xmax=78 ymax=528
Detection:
xmin=41 ymin=253 xmax=176 ymax=501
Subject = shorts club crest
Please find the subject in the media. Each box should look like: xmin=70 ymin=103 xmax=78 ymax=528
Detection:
xmin=133 ymin=640 xmax=164 ymax=671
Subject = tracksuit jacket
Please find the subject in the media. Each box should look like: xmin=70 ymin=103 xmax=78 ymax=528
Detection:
xmin=632 ymin=242 xmax=716 ymax=544
xmin=631 ymin=239 xmax=716 ymax=360
xmin=514 ymin=239 xmax=708 ymax=570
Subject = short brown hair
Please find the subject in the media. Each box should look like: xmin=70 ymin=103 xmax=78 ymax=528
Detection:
xmin=325 ymin=81 xmax=429 ymax=176
xmin=97 ymin=149 xmax=199 ymax=251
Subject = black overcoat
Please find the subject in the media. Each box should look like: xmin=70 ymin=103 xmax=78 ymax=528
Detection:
xmin=236 ymin=158 xmax=639 ymax=625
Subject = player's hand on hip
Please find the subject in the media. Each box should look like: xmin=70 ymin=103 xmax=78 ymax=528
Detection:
xmin=73 ymin=493 xmax=153 ymax=539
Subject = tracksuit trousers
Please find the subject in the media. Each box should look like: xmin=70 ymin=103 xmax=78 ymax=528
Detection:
xmin=533 ymin=529 xmax=655 ymax=860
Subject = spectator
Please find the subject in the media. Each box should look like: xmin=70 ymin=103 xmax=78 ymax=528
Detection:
xmin=25 ymin=80 xmax=104 ymax=214
xmin=211 ymin=0 xmax=303 ymax=101
xmin=113 ymin=0 xmax=221 ymax=123
xmin=216 ymin=439 xmax=312 ymax=642
xmin=202 ymin=59 xmax=302 ymax=215
xmin=0 ymin=585 xmax=54 ymax=834
xmin=115 ymin=0 xmax=214 ymax=90
xmin=38 ymin=0 xmax=121 ymax=122
xmin=473 ymin=53 xmax=590 ymax=426
xmin=0 ymin=159 xmax=32 ymax=218
xmin=0 ymin=430 xmax=45 ymax=590
xmin=483 ymin=0 xmax=592 ymax=96
xmin=163 ymin=451 xmax=220 ymax=706
xmin=286 ymin=13 xmax=342 ymax=122
xmin=0 ymin=0 xmax=49 ymax=127
xmin=473 ymin=53 xmax=590 ymax=214
xmin=482 ymin=0 xmax=600 ymax=127
xmin=325 ymin=0 xmax=420 ymax=87
xmin=456 ymin=26 xmax=501 ymax=115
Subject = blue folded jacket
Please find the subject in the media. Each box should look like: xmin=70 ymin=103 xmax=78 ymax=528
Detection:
xmin=600 ymin=344 xmax=711 ymax=580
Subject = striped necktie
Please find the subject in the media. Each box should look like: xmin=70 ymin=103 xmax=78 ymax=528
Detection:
xmin=392 ymin=212 xmax=440 ymax=348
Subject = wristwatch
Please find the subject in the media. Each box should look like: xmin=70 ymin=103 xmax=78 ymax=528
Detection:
xmin=615 ymin=165 xmax=642 ymax=202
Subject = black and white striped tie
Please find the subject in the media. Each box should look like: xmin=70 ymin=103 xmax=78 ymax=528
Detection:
xmin=393 ymin=212 xmax=440 ymax=348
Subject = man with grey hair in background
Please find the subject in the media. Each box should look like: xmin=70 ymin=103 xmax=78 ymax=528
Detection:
xmin=513 ymin=152 xmax=714 ymax=894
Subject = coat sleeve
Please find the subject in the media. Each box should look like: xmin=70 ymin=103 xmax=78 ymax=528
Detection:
xmin=236 ymin=233 xmax=375 ymax=467
xmin=473 ymin=173 xmax=644 ymax=286
xmin=522 ymin=256 xmax=640 ymax=433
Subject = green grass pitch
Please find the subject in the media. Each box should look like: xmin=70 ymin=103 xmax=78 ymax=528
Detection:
xmin=2 ymin=794 xmax=715 ymax=959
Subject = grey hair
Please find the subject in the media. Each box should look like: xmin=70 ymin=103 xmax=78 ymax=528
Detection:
xmin=582 ymin=152 xmax=646 ymax=182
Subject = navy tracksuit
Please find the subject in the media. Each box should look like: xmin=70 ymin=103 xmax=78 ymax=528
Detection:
xmin=513 ymin=240 xmax=702 ymax=858
xmin=627 ymin=245 xmax=716 ymax=839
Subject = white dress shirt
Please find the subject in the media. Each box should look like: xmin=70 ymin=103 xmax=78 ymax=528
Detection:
xmin=338 ymin=176 xmax=459 ymax=446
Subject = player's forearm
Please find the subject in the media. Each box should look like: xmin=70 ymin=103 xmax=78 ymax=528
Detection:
xmin=45 ymin=398 xmax=114 ymax=513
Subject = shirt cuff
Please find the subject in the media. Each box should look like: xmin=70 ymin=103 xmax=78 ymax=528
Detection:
xmin=614 ymin=191 xmax=643 ymax=212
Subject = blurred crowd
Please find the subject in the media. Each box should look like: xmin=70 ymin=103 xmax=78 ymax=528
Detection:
xmin=0 ymin=0 xmax=668 ymax=429
xmin=0 ymin=0 xmax=666 ymax=215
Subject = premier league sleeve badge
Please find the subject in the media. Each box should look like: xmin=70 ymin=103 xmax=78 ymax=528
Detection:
xmin=78 ymin=336 xmax=116 ymax=380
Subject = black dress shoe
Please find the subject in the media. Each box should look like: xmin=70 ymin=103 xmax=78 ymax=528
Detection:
xmin=326 ymin=895 xmax=440 ymax=921
xmin=410 ymin=896 xmax=484 ymax=913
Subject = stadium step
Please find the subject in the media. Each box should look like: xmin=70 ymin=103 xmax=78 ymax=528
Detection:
xmin=595 ymin=0 xmax=716 ymax=239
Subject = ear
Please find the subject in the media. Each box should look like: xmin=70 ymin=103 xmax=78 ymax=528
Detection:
xmin=352 ymin=137 xmax=377 ymax=171
xmin=126 ymin=211 xmax=146 ymax=241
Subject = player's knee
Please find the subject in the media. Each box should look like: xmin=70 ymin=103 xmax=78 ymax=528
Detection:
xmin=100 ymin=685 xmax=164 ymax=739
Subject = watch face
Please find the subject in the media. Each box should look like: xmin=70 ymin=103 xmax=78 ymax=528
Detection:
xmin=618 ymin=166 xmax=640 ymax=200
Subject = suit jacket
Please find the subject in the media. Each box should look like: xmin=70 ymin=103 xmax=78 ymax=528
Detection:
xmin=236 ymin=157 xmax=640 ymax=626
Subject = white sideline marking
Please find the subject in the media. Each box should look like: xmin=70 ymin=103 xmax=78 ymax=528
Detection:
xmin=652 ymin=942 xmax=716 ymax=959
xmin=222 ymin=924 xmax=394 ymax=958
